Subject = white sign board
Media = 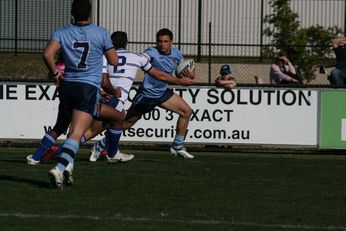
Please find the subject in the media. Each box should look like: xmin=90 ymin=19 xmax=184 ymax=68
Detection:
xmin=0 ymin=83 xmax=318 ymax=145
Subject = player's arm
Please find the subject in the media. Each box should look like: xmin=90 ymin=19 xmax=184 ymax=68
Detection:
xmin=43 ymin=40 xmax=60 ymax=74
xmin=147 ymin=67 xmax=195 ymax=86
xmin=104 ymin=48 xmax=119 ymax=66
xmin=43 ymin=40 xmax=63 ymax=85
xmin=101 ymin=73 xmax=121 ymax=98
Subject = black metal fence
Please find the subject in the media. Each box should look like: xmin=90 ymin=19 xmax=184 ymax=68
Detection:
xmin=0 ymin=0 xmax=344 ymax=85
xmin=0 ymin=0 xmax=71 ymax=53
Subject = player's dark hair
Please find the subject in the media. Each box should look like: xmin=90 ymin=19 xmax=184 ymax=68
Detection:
xmin=156 ymin=28 xmax=173 ymax=40
xmin=71 ymin=0 xmax=92 ymax=22
xmin=111 ymin=31 xmax=128 ymax=49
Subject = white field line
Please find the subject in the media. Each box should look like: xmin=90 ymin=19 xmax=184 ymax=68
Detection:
xmin=0 ymin=212 xmax=346 ymax=230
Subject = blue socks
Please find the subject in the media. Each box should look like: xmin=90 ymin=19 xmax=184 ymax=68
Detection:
xmin=172 ymin=135 xmax=185 ymax=149
xmin=57 ymin=139 xmax=79 ymax=173
xmin=105 ymin=128 xmax=122 ymax=158
xmin=32 ymin=133 xmax=56 ymax=161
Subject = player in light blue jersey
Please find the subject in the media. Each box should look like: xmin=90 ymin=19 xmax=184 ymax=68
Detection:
xmin=123 ymin=28 xmax=196 ymax=159
xmin=83 ymin=31 xmax=195 ymax=162
xmin=42 ymin=0 xmax=120 ymax=189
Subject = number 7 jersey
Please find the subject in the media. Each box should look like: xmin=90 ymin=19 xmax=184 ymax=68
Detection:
xmin=103 ymin=48 xmax=153 ymax=104
xmin=52 ymin=23 xmax=114 ymax=88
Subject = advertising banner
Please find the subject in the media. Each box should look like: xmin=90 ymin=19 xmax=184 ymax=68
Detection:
xmin=320 ymin=90 xmax=346 ymax=149
xmin=0 ymin=83 xmax=318 ymax=145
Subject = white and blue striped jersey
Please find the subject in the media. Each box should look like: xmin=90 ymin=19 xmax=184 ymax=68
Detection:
xmin=52 ymin=23 xmax=114 ymax=88
xmin=139 ymin=46 xmax=183 ymax=98
xmin=103 ymin=48 xmax=152 ymax=104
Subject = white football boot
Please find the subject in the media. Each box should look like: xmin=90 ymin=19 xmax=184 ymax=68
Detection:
xmin=89 ymin=141 xmax=104 ymax=162
xmin=26 ymin=154 xmax=40 ymax=165
xmin=106 ymin=150 xmax=134 ymax=164
xmin=170 ymin=147 xmax=194 ymax=159
xmin=63 ymin=163 xmax=74 ymax=185
xmin=48 ymin=167 xmax=64 ymax=190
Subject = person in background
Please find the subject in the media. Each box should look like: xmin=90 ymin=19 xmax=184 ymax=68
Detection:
xmin=329 ymin=37 xmax=346 ymax=86
xmin=215 ymin=64 xmax=237 ymax=90
xmin=269 ymin=51 xmax=301 ymax=84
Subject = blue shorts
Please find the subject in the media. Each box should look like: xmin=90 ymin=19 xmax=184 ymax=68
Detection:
xmin=58 ymin=81 xmax=100 ymax=117
xmin=101 ymin=95 xmax=121 ymax=109
xmin=128 ymin=88 xmax=173 ymax=114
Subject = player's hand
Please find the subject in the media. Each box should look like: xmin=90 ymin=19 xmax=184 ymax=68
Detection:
xmin=113 ymin=87 xmax=122 ymax=98
xmin=181 ymin=67 xmax=196 ymax=79
xmin=177 ymin=76 xmax=196 ymax=86
xmin=100 ymin=89 xmax=112 ymax=101
xmin=49 ymin=71 xmax=64 ymax=87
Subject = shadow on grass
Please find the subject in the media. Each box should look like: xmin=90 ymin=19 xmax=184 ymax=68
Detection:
xmin=0 ymin=175 xmax=50 ymax=188
xmin=0 ymin=159 xmax=28 ymax=164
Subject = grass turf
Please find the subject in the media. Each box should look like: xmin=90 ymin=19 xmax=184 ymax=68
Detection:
xmin=0 ymin=147 xmax=346 ymax=231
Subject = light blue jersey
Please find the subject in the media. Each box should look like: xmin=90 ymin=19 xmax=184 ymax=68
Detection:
xmin=139 ymin=46 xmax=183 ymax=98
xmin=52 ymin=23 xmax=114 ymax=88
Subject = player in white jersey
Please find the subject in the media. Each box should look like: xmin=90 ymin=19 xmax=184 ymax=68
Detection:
xmin=83 ymin=31 xmax=195 ymax=162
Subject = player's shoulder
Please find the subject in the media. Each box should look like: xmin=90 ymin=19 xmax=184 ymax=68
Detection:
xmin=54 ymin=24 xmax=71 ymax=34
xmin=117 ymin=49 xmax=142 ymax=57
xmin=144 ymin=46 xmax=164 ymax=57
xmin=90 ymin=24 xmax=109 ymax=35
xmin=118 ymin=49 xmax=149 ymax=61
xmin=171 ymin=46 xmax=182 ymax=53
xmin=170 ymin=47 xmax=183 ymax=59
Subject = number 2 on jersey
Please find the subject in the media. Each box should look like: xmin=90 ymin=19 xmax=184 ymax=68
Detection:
xmin=113 ymin=55 xmax=127 ymax=73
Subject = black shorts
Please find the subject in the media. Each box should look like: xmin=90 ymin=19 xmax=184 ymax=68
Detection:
xmin=58 ymin=81 xmax=100 ymax=117
xmin=128 ymin=88 xmax=173 ymax=114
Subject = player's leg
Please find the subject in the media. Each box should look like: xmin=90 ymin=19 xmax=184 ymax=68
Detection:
xmin=27 ymin=130 xmax=59 ymax=165
xmin=97 ymin=103 xmax=129 ymax=163
xmin=27 ymin=99 xmax=71 ymax=165
xmin=122 ymin=93 xmax=149 ymax=129
xmin=85 ymin=119 xmax=108 ymax=161
xmin=49 ymin=110 xmax=93 ymax=189
xmin=87 ymin=96 xmax=132 ymax=163
xmin=92 ymin=95 xmax=146 ymax=163
xmin=122 ymin=107 xmax=143 ymax=129
xmin=49 ymin=82 xmax=98 ymax=189
xmin=160 ymin=93 xmax=194 ymax=159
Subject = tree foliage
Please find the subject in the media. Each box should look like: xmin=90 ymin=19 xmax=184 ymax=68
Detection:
xmin=263 ymin=0 xmax=342 ymax=83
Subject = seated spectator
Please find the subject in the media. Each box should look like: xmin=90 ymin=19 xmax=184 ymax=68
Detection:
xmin=270 ymin=51 xmax=301 ymax=84
xmin=215 ymin=64 xmax=237 ymax=90
xmin=329 ymin=37 xmax=346 ymax=86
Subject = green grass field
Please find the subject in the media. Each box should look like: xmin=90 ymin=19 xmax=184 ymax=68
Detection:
xmin=1 ymin=147 xmax=346 ymax=231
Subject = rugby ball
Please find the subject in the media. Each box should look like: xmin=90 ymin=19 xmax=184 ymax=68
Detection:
xmin=175 ymin=59 xmax=195 ymax=78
